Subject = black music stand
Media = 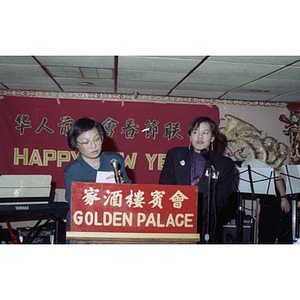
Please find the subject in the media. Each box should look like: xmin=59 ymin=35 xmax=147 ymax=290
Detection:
xmin=232 ymin=166 xmax=276 ymax=243
xmin=282 ymin=165 xmax=300 ymax=196
xmin=280 ymin=165 xmax=300 ymax=241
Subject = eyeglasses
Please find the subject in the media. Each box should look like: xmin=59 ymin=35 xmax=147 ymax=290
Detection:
xmin=77 ymin=136 xmax=103 ymax=148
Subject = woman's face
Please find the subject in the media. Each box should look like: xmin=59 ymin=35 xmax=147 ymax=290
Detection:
xmin=190 ymin=121 xmax=215 ymax=153
xmin=76 ymin=127 xmax=103 ymax=160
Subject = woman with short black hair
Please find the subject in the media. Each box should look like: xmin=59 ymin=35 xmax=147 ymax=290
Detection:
xmin=66 ymin=117 xmax=107 ymax=150
xmin=64 ymin=117 xmax=131 ymax=230
xmin=159 ymin=116 xmax=234 ymax=243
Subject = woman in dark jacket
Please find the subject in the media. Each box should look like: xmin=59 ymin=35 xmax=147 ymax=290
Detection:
xmin=159 ymin=116 xmax=235 ymax=243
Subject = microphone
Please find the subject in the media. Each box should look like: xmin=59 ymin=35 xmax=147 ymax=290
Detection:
xmin=200 ymin=149 xmax=217 ymax=175
xmin=110 ymin=159 xmax=121 ymax=183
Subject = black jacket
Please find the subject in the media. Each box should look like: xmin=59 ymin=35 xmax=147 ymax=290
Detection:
xmin=159 ymin=147 xmax=235 ymax=241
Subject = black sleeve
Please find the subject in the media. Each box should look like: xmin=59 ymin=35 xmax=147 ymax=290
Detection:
xmin=215 ymin=157 xmax=235 ymax=212
xmin=159 ymin=150 xmax=175 ymax=184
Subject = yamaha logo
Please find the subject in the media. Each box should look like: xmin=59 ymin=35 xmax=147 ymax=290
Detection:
xmin=15 ymin=206 xmax=30 ymax=210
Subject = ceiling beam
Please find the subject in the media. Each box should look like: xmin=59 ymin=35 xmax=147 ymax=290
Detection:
xmin=218 ymin=59 xmax=300 ymax=99
xmin=167 ymin=56 xmax=210 ymax=96
xmin=31 ymin=56 xmax=64 ymax=92
xmin=114 ymin=56 xmax=118 ymax=93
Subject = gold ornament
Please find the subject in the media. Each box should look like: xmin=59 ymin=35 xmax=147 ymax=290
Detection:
xmin=218 ymin=114 xmax=289 ymax=170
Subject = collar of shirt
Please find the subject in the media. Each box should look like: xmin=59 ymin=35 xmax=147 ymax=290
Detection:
xmin=77 ymin=152 xmax=111 ymax=174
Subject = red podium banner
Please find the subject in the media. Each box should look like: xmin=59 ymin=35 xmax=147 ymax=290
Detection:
xmin=70 ymin=182 xmax=198 ymax=234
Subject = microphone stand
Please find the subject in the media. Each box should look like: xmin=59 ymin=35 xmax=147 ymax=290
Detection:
xmin=200 ymin=149 xmax=218 ymax=244
xmin=205 ymin=166 xmax=212 ymax=244
xmin=236 ymin=193 xmax=243 ymax=243
xmin=236 ymin=165 xmax=255 ymax=243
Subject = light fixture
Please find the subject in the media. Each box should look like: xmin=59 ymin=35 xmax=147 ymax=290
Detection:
xmin=79 ymin=82 xmax=94 ymax=85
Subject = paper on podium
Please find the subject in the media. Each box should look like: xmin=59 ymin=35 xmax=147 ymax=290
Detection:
xmin=96 ymin=171 xmax=116 ymax=183
xmin=232 ymin=167 xmax=276 ymax=195
xmin=282 ymin=165 xmax=300 ymax=195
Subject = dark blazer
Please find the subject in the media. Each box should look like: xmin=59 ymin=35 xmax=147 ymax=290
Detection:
xmin=64 ymin=151 xmax=131 ymax=229
xmin=159 ymin=146 xmax=235 ymax=242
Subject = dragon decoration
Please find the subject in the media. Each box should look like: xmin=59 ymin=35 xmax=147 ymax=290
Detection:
xmin=218 ymin=114 xmax=289 ymax=170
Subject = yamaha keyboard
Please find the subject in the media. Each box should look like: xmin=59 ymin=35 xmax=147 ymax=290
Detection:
xmin=0 ymin=199 xmax=69 ymax=244
xmin=0 ymin=199 xmax=69 ymax=217
xmin=0 ymin=175 xmax=69 ymax=243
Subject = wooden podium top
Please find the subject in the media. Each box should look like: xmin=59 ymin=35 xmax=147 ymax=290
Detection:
xmin=67 ymin=231 xmax=200 ymax=244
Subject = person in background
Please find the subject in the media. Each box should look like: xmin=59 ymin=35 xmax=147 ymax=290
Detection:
xmin=64 ymin=117 xmax=132 ymax=231
xmin=241 ymin=159 xmax=292 ymax=244
xmin=159 ymin=116 xmax=235 ymax=243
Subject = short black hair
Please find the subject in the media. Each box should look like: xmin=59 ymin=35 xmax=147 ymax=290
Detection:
xmin=67 ymin=117 xmax=107 ymax=150
xmin=188 ymin=116 xmax=218 ymax=137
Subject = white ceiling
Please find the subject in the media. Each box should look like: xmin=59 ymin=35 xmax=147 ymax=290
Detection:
xmin=0 ymin=56 xmax=300 ymax=103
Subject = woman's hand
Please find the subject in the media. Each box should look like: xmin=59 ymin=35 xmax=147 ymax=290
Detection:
xmin=105 ymin=170 xmax=125 ymax=183
xmin=280 ymin=197 xmax=290 ymax=213
xmin=118 ymin=170 xmax=125 ymax=183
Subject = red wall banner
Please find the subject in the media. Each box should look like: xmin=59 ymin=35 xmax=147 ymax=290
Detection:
xmin=0 ymin=95 xmax=219 ymax=189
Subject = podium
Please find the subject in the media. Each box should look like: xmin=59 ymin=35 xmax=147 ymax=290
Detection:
xmin=66 ymin=182 xmax=200 ymax=244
